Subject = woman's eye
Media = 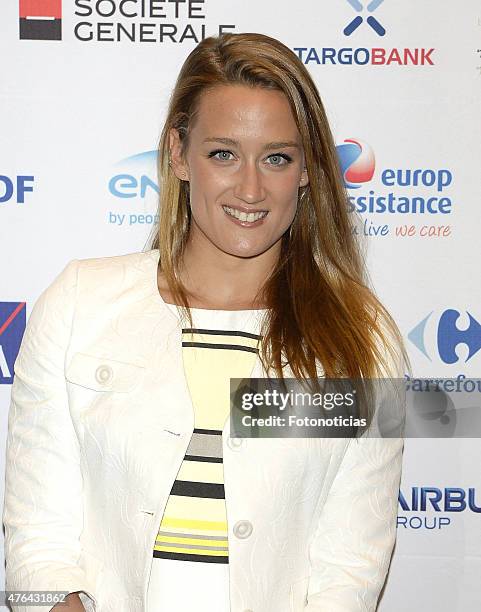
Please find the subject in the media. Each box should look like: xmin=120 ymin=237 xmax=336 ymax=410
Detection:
xmin=267 ymin=154 xmax=292 ymax=166
xmin=209 ymin=150 xmax=234 ymax=161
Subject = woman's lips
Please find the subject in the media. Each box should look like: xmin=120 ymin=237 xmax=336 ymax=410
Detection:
xmin=222 ymin=204 xmax=269 ymax=227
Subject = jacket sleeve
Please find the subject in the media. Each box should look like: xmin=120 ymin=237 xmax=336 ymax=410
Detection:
xmin=305 ymin=328 xmax=406 ymax=611
xmin=305 ymin=435 xmax=404 ymax=611
xmin=2 ymin=259 xmax=97 ymax=612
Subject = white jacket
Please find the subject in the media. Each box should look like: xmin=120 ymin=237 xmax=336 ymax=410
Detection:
xmin=2 ymin=249 xmax=405 ymax=612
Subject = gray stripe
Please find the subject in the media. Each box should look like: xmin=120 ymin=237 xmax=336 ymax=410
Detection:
xmin=186 ymin=432 xmax=222 ymax=458
xmin=158 ymin=530 xmax=227 ymax=541
xmin=157 ymin=541 xmax=228 ymax=552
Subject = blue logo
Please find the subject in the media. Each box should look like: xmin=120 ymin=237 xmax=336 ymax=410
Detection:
xmin=344 ymin=0 xmax=386 ymax=37
xmin=109 ymin=150 xmax=158 ymax=199
xmin=0 ymin=175 xmax=34 ymax=203
xmin=0 ymin=302 xmax=26 ymax=384
xmin=398 ymin=486 xmax=480 ymax=530
xmin=409 ymin=309 xmax=481 ymax=364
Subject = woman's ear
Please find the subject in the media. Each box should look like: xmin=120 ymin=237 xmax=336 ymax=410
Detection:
xmin=300 ymin=167 xmax=309 ymax=187
xmin=168 ymin=128 xmax=190 ymax=181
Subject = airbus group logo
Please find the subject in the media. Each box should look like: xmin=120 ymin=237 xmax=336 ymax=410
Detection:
xmin=409 ymin=309 xmax=481 ymax=364
xmin=398 ymin=486 xmax=481 ymax=530
xmin=344 ymin=0 xmax=386 ymax=37
xmin=336 ymin=138 xmax=375 ymax=189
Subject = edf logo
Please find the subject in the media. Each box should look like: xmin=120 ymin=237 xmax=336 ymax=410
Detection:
xmin=409 ymin=309 xmax=481 ymax=364
xmin=0 ymin=176 xmax=34 ymax=203
xmin=344 ymin=0 xmax=386 ymax=36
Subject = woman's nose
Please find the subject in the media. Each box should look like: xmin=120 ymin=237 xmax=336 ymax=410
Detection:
xmin=233 ymin=162 xmax=266 ymax=204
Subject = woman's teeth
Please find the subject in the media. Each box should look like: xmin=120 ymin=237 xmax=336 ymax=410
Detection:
xmin=222 ymin=206 xmax=268 ymax=223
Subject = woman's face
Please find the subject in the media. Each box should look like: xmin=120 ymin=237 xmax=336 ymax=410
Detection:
xmin=169 ymin=84 xmax=309 ymax=260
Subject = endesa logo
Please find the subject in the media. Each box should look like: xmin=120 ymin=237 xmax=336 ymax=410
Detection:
xmin=398 ymin=486 xmax=481 ymax=530
xmin=109 ymin=150 xmax=158 ymax=200
xmin=336 ymin=138 xmax=454 ymax=215
xmin=107 ymin=150 xmax=159 ymax=227
xmin=293 ymin=0 xmax=434 ymax=67
xmin=408 ymin=309 xmax=481 ymax=365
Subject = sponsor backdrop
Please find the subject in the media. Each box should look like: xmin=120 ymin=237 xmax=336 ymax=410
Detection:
xmin=1 ymin=0 xmax=480 ymax=609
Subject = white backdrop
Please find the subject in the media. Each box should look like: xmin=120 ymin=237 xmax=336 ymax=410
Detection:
xmin=1 ymin=1 xmax=480 ymax=609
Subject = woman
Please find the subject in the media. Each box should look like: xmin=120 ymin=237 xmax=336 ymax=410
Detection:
xmin=3 ymin=32 xmax=409 ymax=612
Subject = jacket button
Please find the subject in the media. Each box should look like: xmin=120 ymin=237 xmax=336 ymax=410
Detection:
xmin=233 ymin=520 xmax=253 ymax=539
xmin=95 ymin=365 xmax=113 ymax=384
xmin=227 ymin=436 xmax=244 ymax=450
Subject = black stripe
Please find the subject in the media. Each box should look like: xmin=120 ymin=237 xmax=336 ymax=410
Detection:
xmin=19 ymin=18 xmax=61 ymax=41
xmin=194 ymin=428 xmax=222 ymax=435
xmin=182 ymin=328 xmax=261 ymax=340
xmin=182 ymin=342 xmax=258 ymax=353
xmin=171 ymin=480 xmax=225 ymax=499
xmin=154 ymin=550 xmax=228 ymax=563
xmin=185 ymin=454 xmax=223 ymax=463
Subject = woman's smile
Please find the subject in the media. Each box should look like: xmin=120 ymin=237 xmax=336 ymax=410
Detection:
xmin=221 ymin=204 xmax=269 ymax=226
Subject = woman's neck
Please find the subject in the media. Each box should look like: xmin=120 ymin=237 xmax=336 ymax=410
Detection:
xmin=159 ymin=238 xmax=279 ymax=310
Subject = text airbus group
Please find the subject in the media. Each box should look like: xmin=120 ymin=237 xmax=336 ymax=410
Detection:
xmin=293 ymin=46 xmax=435 ymax=66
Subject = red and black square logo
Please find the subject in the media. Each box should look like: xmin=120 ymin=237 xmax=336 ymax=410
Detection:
xmin=19 ymin=0 xmax=62 ymax=41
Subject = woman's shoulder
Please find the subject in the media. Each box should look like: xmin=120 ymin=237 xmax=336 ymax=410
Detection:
xmin=53 ymin=249 xmax=159 ymax=308
xmin=75 ymin=248 xmax=157 ymax=274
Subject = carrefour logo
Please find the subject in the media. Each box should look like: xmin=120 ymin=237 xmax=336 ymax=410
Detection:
xmin=336 ymin=138 xmax=453 ymax=215
xmin=408 ymin=309 xmax=481 ymax=364
xmin=343 ymin=0 xmax=386 ymax=37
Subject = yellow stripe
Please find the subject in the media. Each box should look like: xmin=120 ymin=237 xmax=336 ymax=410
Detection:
xmin=160 ymin=516 xmax=228 ymax=531
xmin=183 ymin=349 xmax=258 ymax=429
xmin=156 ymin=535 xmax=228 ymax=547
xmin=161 ymin=495 xmax=227 ymax=522
xmin=155 ymin=545 xmax=228 ymax=557
xmin=176 ymin=460 xmax=224 ymax=484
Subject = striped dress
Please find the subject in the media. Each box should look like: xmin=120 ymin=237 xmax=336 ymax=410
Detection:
xmin=146 ymin=304 xmax=266 ymax=612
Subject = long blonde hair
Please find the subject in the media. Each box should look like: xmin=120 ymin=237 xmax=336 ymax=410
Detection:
xmin=147 ymin=32 xmax=410 ymax=390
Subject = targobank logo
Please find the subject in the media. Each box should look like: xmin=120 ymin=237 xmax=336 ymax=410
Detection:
xmin=343 ymin=0 xmax=386 ymax=37
xmin=409 ymin=309 xmax=481 ymax=364
xmin=336 ymin=138 xmax=454 ymax=215
xmin=398 ymin=486 xmax=481 ymax=530
xmin=294 ymin=0 xmax=434 ymax=67
xmin=337 ymin=139 xmax=375 ymax=189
